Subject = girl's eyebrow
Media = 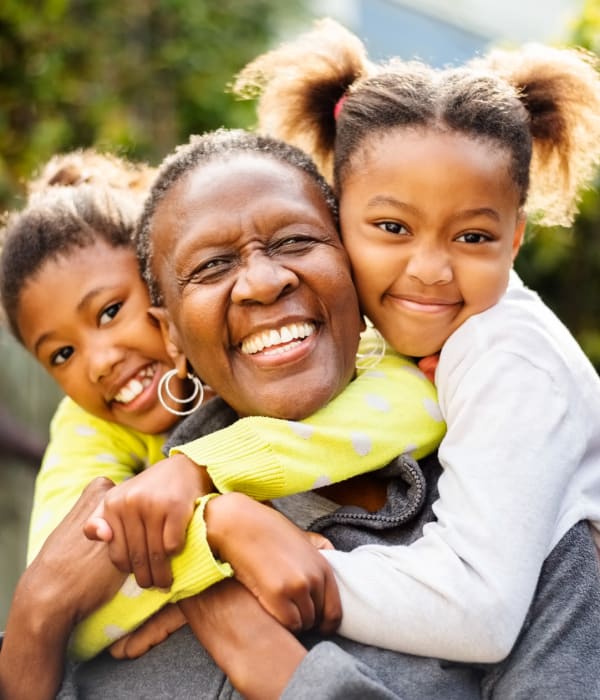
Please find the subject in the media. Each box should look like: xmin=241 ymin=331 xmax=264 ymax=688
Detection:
xmin=76 ymin=285 xmax=114 ymax=313
xmin=448 ymin=207 xmax=501 ymax=223
xmin=365 ymin=195 xmax=419 ymax=216
xmin=365 ymin=195 xmax=501 ymax=223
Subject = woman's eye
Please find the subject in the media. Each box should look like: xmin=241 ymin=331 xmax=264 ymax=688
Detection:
xmin=99 ymin=302 xmax=122 ymax=325
xmin=273 ymin=235 xmax=315 ymax=252
xmin=456 ymin=231 xmax=491 ymax=244
xmin=187 ymin=257 xmax=234 ymax=283
xmin=376 ymin=221 xmax=408 ymax=236
xmin=51 ymin=346 xmax=74 ymax=366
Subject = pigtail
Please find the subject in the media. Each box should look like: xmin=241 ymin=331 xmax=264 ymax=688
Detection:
xmin=481 ymin=44 xmax=600 ymax=226
xmin=232 ymin=18 xmax=372 ymax=181
xmin=27 ymin=149 xmax=156 ymax=202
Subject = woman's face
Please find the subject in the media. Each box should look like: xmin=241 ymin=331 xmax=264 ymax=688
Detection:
xmin=17 ymin=241 xmax=179 ymax=434
xmin=150 ymin=154 xmax=363 ymax=420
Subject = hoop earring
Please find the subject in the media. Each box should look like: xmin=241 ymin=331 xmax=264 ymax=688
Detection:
xmin=158 ymin=369 xmax=204 ymax=416
xmin=356 ymin=326 xmax=386 ymax=370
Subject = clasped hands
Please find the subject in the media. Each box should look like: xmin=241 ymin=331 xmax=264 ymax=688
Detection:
xmin=84 ymin=453 xmax=342 ymax=636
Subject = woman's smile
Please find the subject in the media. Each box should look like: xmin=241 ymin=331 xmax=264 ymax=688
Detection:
xmin=151 ymin=153 xmax=363 ymax=420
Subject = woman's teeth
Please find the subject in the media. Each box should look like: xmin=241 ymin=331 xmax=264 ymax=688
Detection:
xmin=114 ymin=365 xmax=156 ymax=404
xmin=241 ymin=322 xmax=315 ymax=355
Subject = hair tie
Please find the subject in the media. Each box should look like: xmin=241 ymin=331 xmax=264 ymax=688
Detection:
xmin=333 ymin=95 xmax=347 ymax=120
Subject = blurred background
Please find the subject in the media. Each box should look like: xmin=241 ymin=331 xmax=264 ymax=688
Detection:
xmin=1 ymin=0 xmax=598 ymax=626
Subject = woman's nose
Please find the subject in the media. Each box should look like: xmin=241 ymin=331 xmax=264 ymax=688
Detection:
xmin=231 ymin=253 xmax=299 ymax=305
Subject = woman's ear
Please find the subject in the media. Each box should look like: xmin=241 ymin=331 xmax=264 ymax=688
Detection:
xmin=148 ymin=307 xmax=188 ymax=378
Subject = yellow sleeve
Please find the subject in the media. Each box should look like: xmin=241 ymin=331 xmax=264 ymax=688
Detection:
xmin=68 ymin=494 xmax=233 ymax=661
xmin=29 ymin=400 xmax=232 ymax=661
xmin=173 ymin=345 xmax=445 ymax=500
xmin=27 ymin=397 xmax=166 ymax=563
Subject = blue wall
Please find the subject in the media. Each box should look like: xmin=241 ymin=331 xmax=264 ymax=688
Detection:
xmin=357 ymin=0 xmax=490 ymax=66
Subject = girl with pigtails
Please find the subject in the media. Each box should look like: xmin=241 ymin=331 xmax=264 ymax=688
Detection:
xmin=225 ymin=19 xmax=600 ymax=660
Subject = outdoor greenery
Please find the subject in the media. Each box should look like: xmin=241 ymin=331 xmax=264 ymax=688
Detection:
xmin=0 ymin=0 xmax=307 ymax=209
xmin=0 ymin=0 xmax=598 ymax=372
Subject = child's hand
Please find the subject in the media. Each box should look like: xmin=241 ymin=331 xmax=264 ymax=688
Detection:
xmin=108 ymin=604 xmax=186 ymax=659
xmin=205 ymin=492 xmax=342 ymax=635
xmin=83 ymin=453 xmax=214 ymax=589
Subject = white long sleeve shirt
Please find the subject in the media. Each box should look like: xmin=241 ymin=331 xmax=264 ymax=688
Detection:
xmin=323 ymin=271 xmax=600 ymax=662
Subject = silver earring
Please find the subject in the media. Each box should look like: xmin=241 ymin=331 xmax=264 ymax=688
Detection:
xmin=158 ymin=369 xmax=204 ymax=416
xmin=356 ymin=325 xmax=386 ymax=370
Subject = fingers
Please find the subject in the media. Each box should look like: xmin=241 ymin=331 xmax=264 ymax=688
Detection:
xmin=100 ymin=490 xmax=175 ymax=589
xmin=147 ymin=512 xmax=173 ymax=590
xmin=83 ymin=501 xmax=113 ymax=542
xmin=109 ymin=605 xmax=186 ymax=659
xmin=318 ymin=564 xmax=342 ymax=635
xmin=305 ymin=531 xmax=335 ymax=550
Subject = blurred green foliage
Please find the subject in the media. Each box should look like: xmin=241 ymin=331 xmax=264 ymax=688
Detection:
xmin=515 ymin=0 xmax=600 ymax=371
xmin=0 ymin=0 xmax=306 ymax=209
xmin=0 ymin=0 xmax=598 ymax=371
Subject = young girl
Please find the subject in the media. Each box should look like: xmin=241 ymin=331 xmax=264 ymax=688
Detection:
xmin=225 ymin=19 xmax=600 ymax=658
xmin=0 ymin=148 xmax=444 ymax=661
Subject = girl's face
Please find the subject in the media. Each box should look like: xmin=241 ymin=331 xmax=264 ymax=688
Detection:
xmin=150 ymin=153 xmax=363 ymax=421
xmin=339 ymin=128 xmax=526 ymax=357
xmin=17 ymin=240 xmax=178 ymax=434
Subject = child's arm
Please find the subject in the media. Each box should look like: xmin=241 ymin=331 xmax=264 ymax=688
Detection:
xmin=27 ymin=397 xmax=165 ymax=563
xmin=316 ymin=340 xmax=587 ymax=661
xmin=174 ymin=346 xmax=445 ymax=499
xmin=28 ymin=397 xmax=233 ymax=662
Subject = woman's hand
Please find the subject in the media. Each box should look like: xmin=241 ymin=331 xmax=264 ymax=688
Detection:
xmin=0 ymin=477 xmax=125 ymax=700
xmin=84 ymin=453 xmax=214 ymax=589
xmin=108 ymin=604 xmax=187 ymax=659
xmin=205 ymin=492 xmax=342 ymax=634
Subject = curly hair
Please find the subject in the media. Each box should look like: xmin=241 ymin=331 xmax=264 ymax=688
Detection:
xmin=136 ymin=128 xmax=339 ymax=304
xmin=0 ymin=149 xmax=155 ymax=341
xmin=234 ymin=18 xmax=600 ymax=227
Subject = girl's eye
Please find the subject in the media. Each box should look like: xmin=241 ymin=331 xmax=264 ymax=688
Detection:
xmin=456 ymin=231 xmax=491 ymax=244
xmin=51 ymin=346 xmax=74 ymax=366
xmin=99 ymin=302 xmax=122 ymax=325
xmin=376 ymin=221 xmax=408 ymax=236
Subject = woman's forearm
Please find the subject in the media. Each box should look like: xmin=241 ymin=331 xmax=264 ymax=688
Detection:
xmin=179 ymin=580 xmax=307 ymax=700
xmin=0 ymin=565 xmax=74 ymax=700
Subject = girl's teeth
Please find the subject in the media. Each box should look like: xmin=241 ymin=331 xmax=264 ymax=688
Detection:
xmin=115 ymin=367 xmax=156 ymax=404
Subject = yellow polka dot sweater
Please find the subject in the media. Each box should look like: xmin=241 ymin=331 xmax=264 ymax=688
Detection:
xmin=27 ymin=339 xmax=444 ymax=660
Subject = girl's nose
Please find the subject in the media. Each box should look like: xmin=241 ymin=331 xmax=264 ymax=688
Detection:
xmin=405 ymin=242 xmax=452 ymax=286
xmin=231 ymin=253 xmax=299 ymax=305
xmin=87 ymin=343 xmax=125 ymax=384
